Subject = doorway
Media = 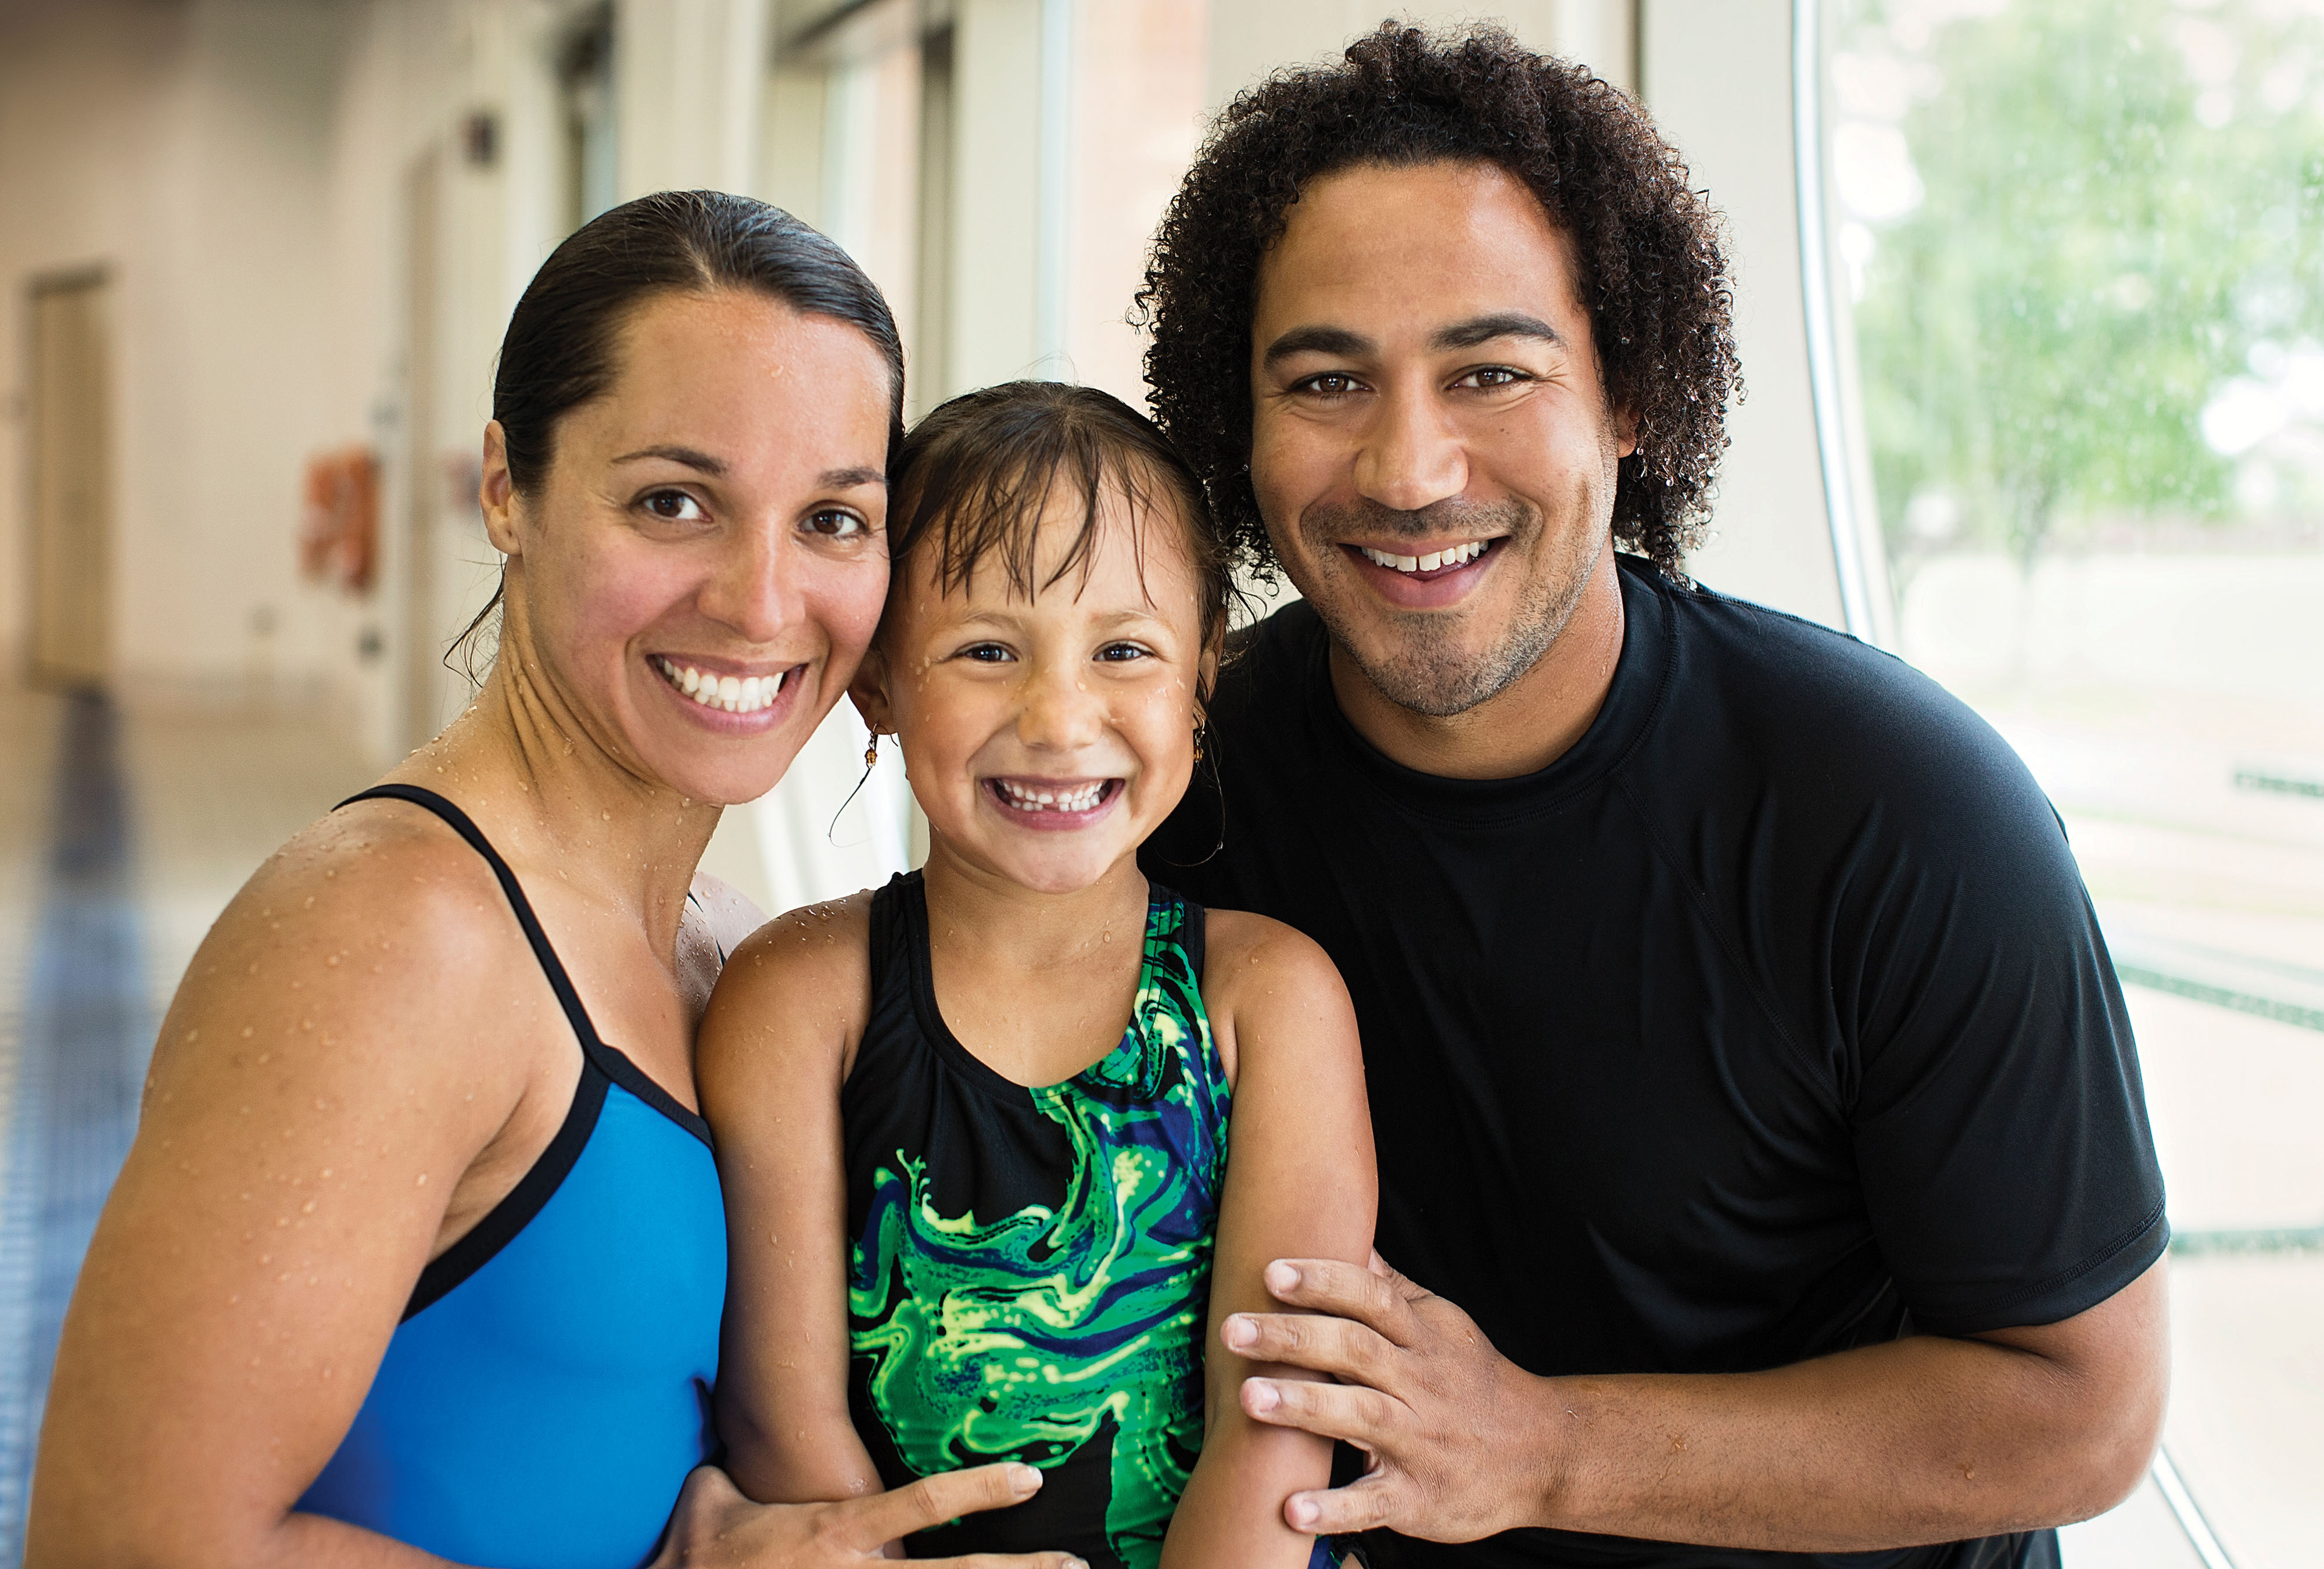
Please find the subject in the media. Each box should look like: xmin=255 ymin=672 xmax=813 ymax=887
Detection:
xmin=27 ymin=270 xmax=111 ymax=690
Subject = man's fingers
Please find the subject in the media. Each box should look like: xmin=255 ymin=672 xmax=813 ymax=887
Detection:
xmin=1367 ymin=1248 xmax=1426 ymax=1303
xmin=841 ymin=1462 xmax=1045 ymax=1548
xmin=1221 ymin=1308 xmax=1393 ymax=1382
xmin=1284 ymin=1474 xmax=1404 ymax=1538
xmin=1261 ymin=1256 xmax=1423 ymax=1344
xmin=1240 ymin=1372 xmax=1403 ymax=1448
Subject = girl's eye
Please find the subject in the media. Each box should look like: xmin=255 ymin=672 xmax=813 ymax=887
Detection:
xmin=960 ymin=642 xmax=1014 ymax=664
xmin=1096 ymin=642 xmax=1152 ymax=663
xmin=1296 ymin=372 xmax=1364 ymax=397
xmin=643 ymin=489 xmax=706 ymax=522
xmin=805 ymin=508 xmax=868 ymax=539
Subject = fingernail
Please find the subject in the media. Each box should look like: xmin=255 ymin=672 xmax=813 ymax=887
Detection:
xmin=1222 ymin=1314 xmax=1256 ymax=1351
xmin=1265 ymin=1260 xmax=1301 ymax=1294
xmin=1246 ymin=1379 xmax=1281 ymax=1414
xmin=1009 ymin=1463 xmax=1042 ymax=1495
xmin=1064 ymin=1560 xmax=1089 ymax=1569
xmin=1289 ymin=1497 xmax=1319 ymax=1529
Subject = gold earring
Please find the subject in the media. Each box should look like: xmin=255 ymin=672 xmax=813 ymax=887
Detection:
xmin=863 ymin=732 xmax=880 ymax=770
xmin=1192 ymin=722 xmax=1206 ymax=763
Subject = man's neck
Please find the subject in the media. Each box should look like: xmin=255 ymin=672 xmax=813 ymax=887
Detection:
xmin=1327 ymin=547 xmax=1627 ymax=781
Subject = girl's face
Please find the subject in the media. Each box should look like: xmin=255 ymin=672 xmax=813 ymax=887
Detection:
xmin=482 ymin=289 xmax=893 ymax=805
xmin=856 ymin=481 xmax=1218 ymax=896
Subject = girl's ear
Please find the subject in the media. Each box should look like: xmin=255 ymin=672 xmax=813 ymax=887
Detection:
xmin=1196 ymin=624 xmax=1224 ymax=719
xmin=849 ymin=644 xmax=896 ymax=736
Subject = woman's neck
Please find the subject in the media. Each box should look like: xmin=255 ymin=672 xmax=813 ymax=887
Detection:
xmin=390 ymin=631 xmax=719 ymax=956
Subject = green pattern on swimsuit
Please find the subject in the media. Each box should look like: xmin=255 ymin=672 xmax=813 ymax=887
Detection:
xmin=849 ymin=893 xmax=1229 ymax=1569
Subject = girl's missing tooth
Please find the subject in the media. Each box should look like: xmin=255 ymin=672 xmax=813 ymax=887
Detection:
xmin=698 ymin=382 xmax=1377 ymax=1569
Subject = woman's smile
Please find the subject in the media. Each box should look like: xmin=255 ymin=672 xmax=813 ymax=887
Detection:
xmin=650 ymin=653 xmax=808 ymax=726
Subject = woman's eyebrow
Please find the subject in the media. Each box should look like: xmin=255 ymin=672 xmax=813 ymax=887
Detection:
xmin=820 ymin=465 xmax=887 ymax=490
xmin=611 ymin=443 xmax=726 ymax=474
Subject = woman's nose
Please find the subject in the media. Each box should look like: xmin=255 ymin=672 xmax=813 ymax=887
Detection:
xmin=697 ymin=524 xmax=798 ymax=645
xmin=1015 ymin=662 xmax=1104 ymax=752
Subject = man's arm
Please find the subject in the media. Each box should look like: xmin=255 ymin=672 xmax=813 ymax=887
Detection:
xmin=1222 ymin=1251 xmax=2167 ymax=1551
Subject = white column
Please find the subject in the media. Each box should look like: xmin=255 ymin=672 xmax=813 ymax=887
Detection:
xmin=615 ymin=0 xmax=769 ymax=196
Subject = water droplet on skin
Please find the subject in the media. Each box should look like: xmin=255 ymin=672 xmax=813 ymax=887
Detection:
xmin=415 ymin=1173 xmax=428 ymax=1186
xmin=327 ymin=954 xmax=340 ymax=966
xmin=241 ymin=1027 xmax=254 ymax=1039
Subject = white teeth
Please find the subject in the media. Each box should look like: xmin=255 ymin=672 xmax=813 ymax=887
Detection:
xmin=1360 ymin=541 xmax=1487 ymax=574
xmin=656 ymin=658 xmax=786 ymax=714
xmin=996 ymin=779 xmax=1107 ymax=813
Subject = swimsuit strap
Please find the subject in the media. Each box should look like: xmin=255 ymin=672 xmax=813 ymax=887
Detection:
xmin=338 ymin=784 xmax=607 ymax=1052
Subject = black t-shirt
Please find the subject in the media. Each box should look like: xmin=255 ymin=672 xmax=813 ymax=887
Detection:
xmin=1141 ymin=556 xmax=2165 ymax=1569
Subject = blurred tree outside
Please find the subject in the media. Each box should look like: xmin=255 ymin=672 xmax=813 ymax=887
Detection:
xmin=1834 ymin=0 xmax=2324 ymax=590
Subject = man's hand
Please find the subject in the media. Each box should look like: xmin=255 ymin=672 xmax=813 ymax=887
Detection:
xmin=653 ymin=1462 xmax=1089 ymax=1568
xmin=1221 ymin=1252 xmax=1553 ymax=1542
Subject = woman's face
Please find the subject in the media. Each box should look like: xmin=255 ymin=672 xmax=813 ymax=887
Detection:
xmin=857 ymin=484 xmax=1217 ymax=896
xmin=484 ymin=288 xmax=894 ymax=806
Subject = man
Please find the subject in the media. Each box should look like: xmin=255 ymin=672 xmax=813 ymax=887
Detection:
xmin=1136 ymin=23 xmax=2168 ymax=1569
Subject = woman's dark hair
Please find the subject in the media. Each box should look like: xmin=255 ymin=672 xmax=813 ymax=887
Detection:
xmin=886 ymin=382 xmax=1234 ymax=694
xmin=1136 ymin=22 xmax=1740 ymax=582
xmin=456 ymin=190 xmax=903 ymax=676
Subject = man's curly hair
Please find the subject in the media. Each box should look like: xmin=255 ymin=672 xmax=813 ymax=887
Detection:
xmin=1136 ymin=21 xmax=1740 ymax=582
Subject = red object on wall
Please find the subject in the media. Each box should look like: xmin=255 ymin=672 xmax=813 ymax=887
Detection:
xmin=300 ymin=446 xmax=378 ymax=593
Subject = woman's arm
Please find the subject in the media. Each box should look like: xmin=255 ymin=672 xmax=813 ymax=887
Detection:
xmin=1161 ymin=914 xmax=1377 ymax=1569
xmin=27 ymin=815 xmax=553 ymax=1569
xmin=698 ymin=896 xmax=887 ymax=1508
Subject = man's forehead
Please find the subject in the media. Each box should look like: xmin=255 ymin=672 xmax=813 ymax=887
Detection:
xmin=1254 ymin=160 xmax=1584 ymax=329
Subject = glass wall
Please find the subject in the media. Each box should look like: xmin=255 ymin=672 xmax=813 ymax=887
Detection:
xmin=1826 ymin=1 xmax=2324 ymax=1559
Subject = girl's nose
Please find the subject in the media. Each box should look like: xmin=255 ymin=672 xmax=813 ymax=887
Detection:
xmin=1016 ymin=662 xmax=1104 ymax=751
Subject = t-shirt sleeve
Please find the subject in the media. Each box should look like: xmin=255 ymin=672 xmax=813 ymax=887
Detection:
xmin=1834 ymin=686 xmax=2167 ymax=1335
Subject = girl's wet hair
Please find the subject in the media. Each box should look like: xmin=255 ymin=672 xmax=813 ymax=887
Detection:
xmin=887 ymin=382 xmax=1236 ymax=683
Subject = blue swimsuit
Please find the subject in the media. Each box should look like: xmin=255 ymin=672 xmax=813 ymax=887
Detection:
xmin=297 ymin=785 xmax=727 ymax=1569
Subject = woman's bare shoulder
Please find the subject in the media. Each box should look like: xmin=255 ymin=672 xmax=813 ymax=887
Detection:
xmin=148 ymin=796 xmax=539 ymax=1094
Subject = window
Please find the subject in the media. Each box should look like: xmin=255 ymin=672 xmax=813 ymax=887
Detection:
xmin=1825 ymin=0 xmax=2324 ymax=1557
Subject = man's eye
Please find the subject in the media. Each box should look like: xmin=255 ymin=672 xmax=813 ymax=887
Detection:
xmin=1458 ymin=367 xmax=1529 ymax=389
xmin=1296 ymin=372 xmax=1364 ymax=397
xmin=643 ymin=490 xmax=706 ymax=521
xmin=805 ymin=508 xmax=868 ymax=538
xmin=1096 ymin=642 xmax=1152 ymax=662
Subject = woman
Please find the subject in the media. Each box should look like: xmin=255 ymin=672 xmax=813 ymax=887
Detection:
xmin=28 ymin=192 xmax=1078 ymax=1569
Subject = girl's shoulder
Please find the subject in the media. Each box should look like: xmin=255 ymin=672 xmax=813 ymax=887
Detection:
xmin=1191 ymin=907 xmax=1357 ymax=1090
xmin=699 ymin=887 xmax=877 ymax=1084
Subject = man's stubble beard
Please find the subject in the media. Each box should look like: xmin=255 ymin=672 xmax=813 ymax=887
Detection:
xmin=1288 ymin=479 xmax=1609 ymax=719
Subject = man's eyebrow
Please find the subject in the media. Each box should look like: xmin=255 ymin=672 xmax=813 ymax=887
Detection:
xmin=1263 ymin=325 xmax=1376 ymax=365
xmin=1430 ymin=313 xmax=1563 ymax=352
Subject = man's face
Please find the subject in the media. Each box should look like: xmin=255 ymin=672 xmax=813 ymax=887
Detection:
xmin=1247 ymin=160 xmax=1635 ymax=717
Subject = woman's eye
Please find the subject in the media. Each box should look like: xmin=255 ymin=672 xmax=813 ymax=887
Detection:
xmin=805 ymin=508 xmax=868 ymax=539
xmin=643 ymin=490 xmax=706 ymax=522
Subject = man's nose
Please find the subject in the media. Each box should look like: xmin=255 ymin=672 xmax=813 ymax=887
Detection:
xmin=1016 ymin=661 xmax=1104 ymax=751
xmin=698 ymin=522 xmax=799 ymax=646
xmin=1354 ymin=384 xmax=1469 ymax=512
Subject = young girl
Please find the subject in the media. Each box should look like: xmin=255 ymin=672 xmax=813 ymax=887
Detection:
xmin=698 ymin=382 xmax=1376 ymax=1569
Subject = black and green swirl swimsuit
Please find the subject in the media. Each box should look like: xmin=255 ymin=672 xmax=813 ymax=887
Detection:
xmin=844 ymin=871 xmax=1236 ymax=1569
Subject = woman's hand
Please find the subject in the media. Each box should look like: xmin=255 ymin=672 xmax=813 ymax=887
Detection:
xmin=654 ymin=1464 xmax=1086 ymax=1568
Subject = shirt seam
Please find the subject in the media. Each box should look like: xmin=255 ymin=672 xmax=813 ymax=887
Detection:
xmin=1906 ymin=1197 xmax=2169 ymax=1332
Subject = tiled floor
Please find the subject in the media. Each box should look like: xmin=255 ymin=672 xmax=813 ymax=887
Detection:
xmin=0 ymin=683 xmax=2297 ymax=1564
